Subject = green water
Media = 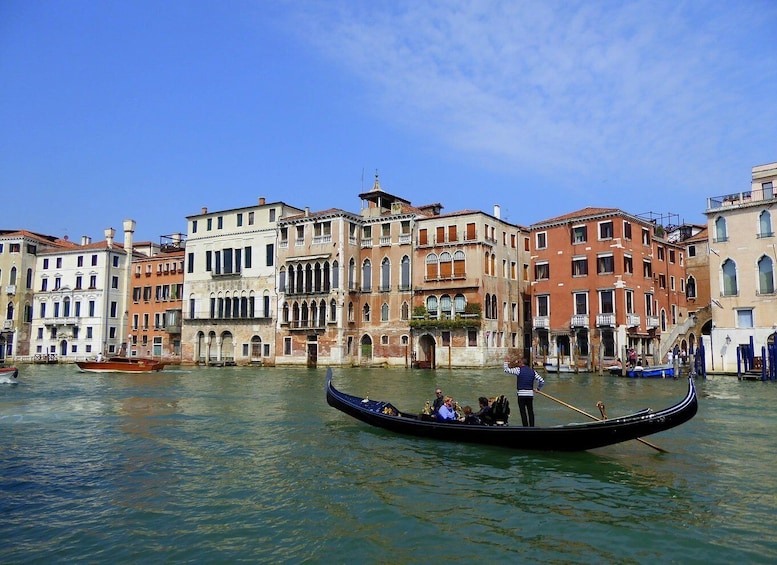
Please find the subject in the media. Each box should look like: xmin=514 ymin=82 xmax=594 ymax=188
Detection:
xmin=1 ymin=365 xmax=775 ymax=563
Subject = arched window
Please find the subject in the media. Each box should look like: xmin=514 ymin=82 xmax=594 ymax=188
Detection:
xmin=484 ymin=251 xmax=490 ymax=275
xmin=26 ymin=268 xmax=33 ymax=289
xmin=319 ymin=299 xmax=327 ymax=326
xmin=296 ymin=264 xmax=304 ymax=293
xmin=362 ymin=259 xmax=372 ymax=292
xmin=362 ymin=303 xmax=371 ymax=322
xmin=400 ymin=256 xmax=410 ymax=289
xmin=279 ymin=267 xmax=286 ymax=293
xmin=453 ymin=250 xmax=465 ymax=277
xmin=381 ymin=258 xmax=390 ymax=291
xmin=305 ymin=264 xmax=313 ymax=293
xmin=323 ymin=261 xmax=330 ymax=292
xmin=381 ymin=302 xmax=389 ymax=321
xmin=348 ymin=258 xmax=355 ymax=290
xmin=758 ymin=255 xmax=774 ymax=294
xmin=348 ymin=301 xmax=354 ymax=322
xmin=400 ymin=301 xmax=409 ymax=320
xmin=331 ymin=260 xmax=339 ymax=289
xmin=301 ymin=302 xmax=309 ymax=325
xmin=491 ymin=294 xmax=498 ymax=319
xmin=715 ymin=216 xmax=727 ymax=242
xmin=330 ymin=299 xmax=337 ymax=321
xmin=485 ymin=294 xmax=492 ymax=319
xmin=454 ymin=293 xmax=466 ymax=313
xmin=722 ymin=259 xmax=738 ymax=296
xmin=760 ymin=211 xmax=773 ymax=238
xmin=6 ymin=302 xmax=14 ymax=321
xmin=310 ymin=301 xmax=318 ymax=326
xmin=425 ymin=253 xmax=438 ymax=280
xmin=440 ymin=294 xmax=452 ymax=318
xmin=686 ymin=276 xmax=697 ymax=299
xmin=439 ymin=252 xmax=452 ymax=278
xmin=313 ymin=262 xmax=322 ymax=292
xmin=426 ymin=296 xmax=438 ymax=318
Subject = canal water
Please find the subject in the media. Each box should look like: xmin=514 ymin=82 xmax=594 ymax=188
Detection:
xmin=1 ymin=364 xmax=775 ymax=564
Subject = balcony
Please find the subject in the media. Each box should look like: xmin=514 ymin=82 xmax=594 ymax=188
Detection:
xmin=707 ymin=185 xmax=774 ymax=211
xmin=626 ymin=313 xmax=641 ymax=327
xmin=646 ymin=316 xmax=660 ymax=329
xmin=286 ymin=320 xmax=326 ymax=331
xmin=533 ymin=316 xmax=549 ymax=329
xmin=570 ymin=314 xmax=589 ymax=328
xmin=2 ymin=320 xmax=13 ymax=331
xmin=5 ymin=285 xmax=16 ymax=295
xmin=596 ymin=313 xmax=616 ymax=327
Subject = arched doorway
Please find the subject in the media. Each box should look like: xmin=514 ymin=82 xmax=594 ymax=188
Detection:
xmin=250 ymin=336 xmax=262 ymax=364
xmin=360 ymin=334 xmax=373 ymax=363
xmin=221 ymin=331 xmax=234 ymax=365
xmin=417 ymin=334 xmax=436 ymax=369
xmin=59 ymin=340 xmax=68 ymax=357
xmin=556 ymin=335 xmax=571 ymax=363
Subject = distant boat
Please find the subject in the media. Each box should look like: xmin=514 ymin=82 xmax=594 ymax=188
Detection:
xmin=622 ymin=364 xmax=675 ymax=378
xmin=0 ymin=366 xmax=19 ymax=383
xmin=76 ymin=357 xmax=165 ymax=374
xmin=542 ymin=358 xmax=575 ymax=373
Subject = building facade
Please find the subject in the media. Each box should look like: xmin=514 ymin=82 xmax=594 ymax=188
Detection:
xmin=703 ymin=161 xmax=777 ymax=372
xmin=0 ymin=230 xmax=71 ymax=361
xmin=181 ymin=198 xmax=304 ymax=366
xmin=30 ymin=222 xmax=137 ymax=360
xmin=530 ymin=207 xmax=689 ymax=369
xmin=411 ymin=207 xmax=530 ymax=368
xmin=127 ymin=235 xmax=185 ymax=362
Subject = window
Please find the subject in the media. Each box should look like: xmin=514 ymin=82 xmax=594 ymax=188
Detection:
xmin=536 ymin=232 xmax=547 ymax=249
xmin=715 ymin=217 xmax=728 ymax=242
xmin=56 ymin=257 xmax=62 ymax=268
xmin=572 ymin=257 xmax=588 ymax=277
xmin=111 ymin=276 xmax=119 ymax=289
xmin=643 ymin=261 xmax=652 ymax=279
xmin=657 ymin=247 xmax=665 ymax=261
xmin=468 ymin=330 xmax=477 ymax=346
xmin=623 ymin=255 xmax=633 ymax=274
xmin=217 ymin=216 xmax=223 ymax=229
xmin=419 ymin=228 xmax=428 ymax=245
xmin=425 ymin=253 xmax=438 ymax=280
xmin=641 ymin=228 xmax=650 ymax=246
xmin=737 ymin=309 xmax=754 ymax=328
xmin=599 ymin=221 xmax=613 ymax=240
xmin=466 ymin=223 xmax=476 ymax=240
xmin=571 ymin=225 xmax=587 ymax=244
xmin=266 ymin=244 xmax=274 ymax=267
xmin=453 ymin=250 xmax=465 ymax=277
xmin=362 ymin=303 xmax=370 ymax=322
xmin=284 ymin=337 xmax=292 ymax=355
xmin=400 ymin=256 xmax=410 ymax=289
xmin=758 ymin=256 xmax=774 ymax=294
xmin=574 ymin=292 xmax=588 ymax=315
xmin=599 ymin=290 xmax=614 ymax=314
xmin=381 ymin=303 xmax=389 ymax=321
xmin=187 ymin=252 xmax=194 ymax=273
xmin=686 ymin=276 xmax=697 ymax=299
xmin=362 ymin=259 xmax=372 ymax=292
xmin=380 ymin=258 xmax=390 ymax=291
xmin=763 ymin=182 xmax=774 ymax=199
xmin=536 ymin=295 xmax=549 ymax=317
xmin=237 ymin=213 xmax=243 ymax=227
xmin=722 ymin=259 xmax=738 ymax=296
xmin=759 ymin=211 xmax=773 ymax=238
xmin=91 ymin=254 xmax=98 ymax=266
xmin=623 ymin=221 xmax=632 ymax=240
xmin=688 ymin=245 xmax=696 ymax=257
xmin=249 ymin=211 xmax=256 ymax=224
xmin=535 ymin=262 xmax=549 ymax=280
xmin=597 ymin=254 xmax=614 ymax=274
xmin=625 ymin=290 xmax=635 ymax=314
xmin=440 ymin=295 xmax=452 ymax=318
xmin=426 ymin=296 xmax=438 ymax=318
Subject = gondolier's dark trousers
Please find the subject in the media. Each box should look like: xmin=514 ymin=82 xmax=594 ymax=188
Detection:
xmin=517 ymin=396 xmax=535 ymax=427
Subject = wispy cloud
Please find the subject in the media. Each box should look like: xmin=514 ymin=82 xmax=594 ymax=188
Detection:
xmin=288 ymin=1 xmax=777 ymax=196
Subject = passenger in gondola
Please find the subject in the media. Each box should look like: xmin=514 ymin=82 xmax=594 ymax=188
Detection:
xmin=431 ymin=388 xmax=445 ymax=415
xmin=436 ymin=396 xmax=458 ymax=421
xmin=474 ymin=396 xmax=494 ymax=425
xmin=461 ymin=405 xmax=481 ymax=425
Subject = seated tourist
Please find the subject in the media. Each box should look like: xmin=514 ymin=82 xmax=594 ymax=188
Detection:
xmin=436 ymin=396 xmax=458 ymax=422
xmin=474 ymin=396 xmax=494 ymax=425
xmin=461 ymin=405 xmax=481 ymax=425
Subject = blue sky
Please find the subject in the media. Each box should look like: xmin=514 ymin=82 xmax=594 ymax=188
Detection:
xmin=1 ymin=1 xmax=775 ymax=243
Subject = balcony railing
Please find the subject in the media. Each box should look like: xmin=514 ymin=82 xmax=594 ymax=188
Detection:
xmin=646 ymin=316 xmax=660 ymax=329
xmin=596 ymin=313 xmax=616 ymax=327
xmin=533 ymin=316 xmax=549 ymax=329
xmin=5 ymin=285 xmax=16 ymax=295
xmin=626 ymin=313 xmax=641 ymax=327
xmin=571 ymin=314 xmax=589 ymax=328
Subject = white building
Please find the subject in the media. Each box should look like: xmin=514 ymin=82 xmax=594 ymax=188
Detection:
xmin=181 ymin=198 xmax=304 ymax=365
xmin=30 ymin=221 xmax=137 ymax=360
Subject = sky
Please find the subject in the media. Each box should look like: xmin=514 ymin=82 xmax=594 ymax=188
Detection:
xmin=1 ymin=1 xmax=776 ymax=243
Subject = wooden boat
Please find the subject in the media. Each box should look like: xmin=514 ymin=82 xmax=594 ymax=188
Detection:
xmin=625 ymin=364 xmax=675 ymax=378
xmin=76 ymin=357 xmax=165 ymax=373
xmin=0 ymin=366 xmax=19 ymax=383
xmin=325 ymin=369 xmax=698 ymax=452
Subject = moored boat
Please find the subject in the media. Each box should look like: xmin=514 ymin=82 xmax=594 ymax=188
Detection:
xmin=624 ymin=364 xmax=675 ymax=378
xmin=325 ymin=369 xmax=698 ymax=452
xmin=76 ymin=357 xmax=165 ymax=373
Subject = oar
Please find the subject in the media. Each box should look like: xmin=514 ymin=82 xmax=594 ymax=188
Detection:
xmin=536 ymin=389 xmax=667 ymax=453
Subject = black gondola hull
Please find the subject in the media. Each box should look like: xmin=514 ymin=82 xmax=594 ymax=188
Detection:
xmin=326 ymin=369 xmax=697 ymax=452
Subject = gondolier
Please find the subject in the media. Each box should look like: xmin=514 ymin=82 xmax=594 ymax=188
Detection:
xmin=504 ymin=356 xmax=545 ymax=427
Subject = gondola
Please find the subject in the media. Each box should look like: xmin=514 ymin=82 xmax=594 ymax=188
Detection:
xmin=325 ymin=369 xmax=698 ymax=452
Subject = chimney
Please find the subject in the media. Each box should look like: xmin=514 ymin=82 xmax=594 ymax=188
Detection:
xmin=172 ymin=233 xmax=182 ymax=245
xmin=105 ymin=227 xmax=116 ymax=248
xmin=81 ymin=235 xmax=91 ymax=246
xmin=305 ymin=207 xmax=310 ymax=217
xmin=201 ymin=207 xmax=207 ymax=214
xmin=259 ymin=197 xmax=266 ymax=205
xmin=123 ymin=219 xmax=136 ymax=253
xmin=494 ymin=204 xmax=501 ymax=219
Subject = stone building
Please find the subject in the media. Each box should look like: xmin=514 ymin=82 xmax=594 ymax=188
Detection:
xmin=181 ymin=198 xmax=304 ymax=365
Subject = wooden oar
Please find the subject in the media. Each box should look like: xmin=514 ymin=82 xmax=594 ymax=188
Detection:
xmin=536 ymin=389 xmax=667 ymax=453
